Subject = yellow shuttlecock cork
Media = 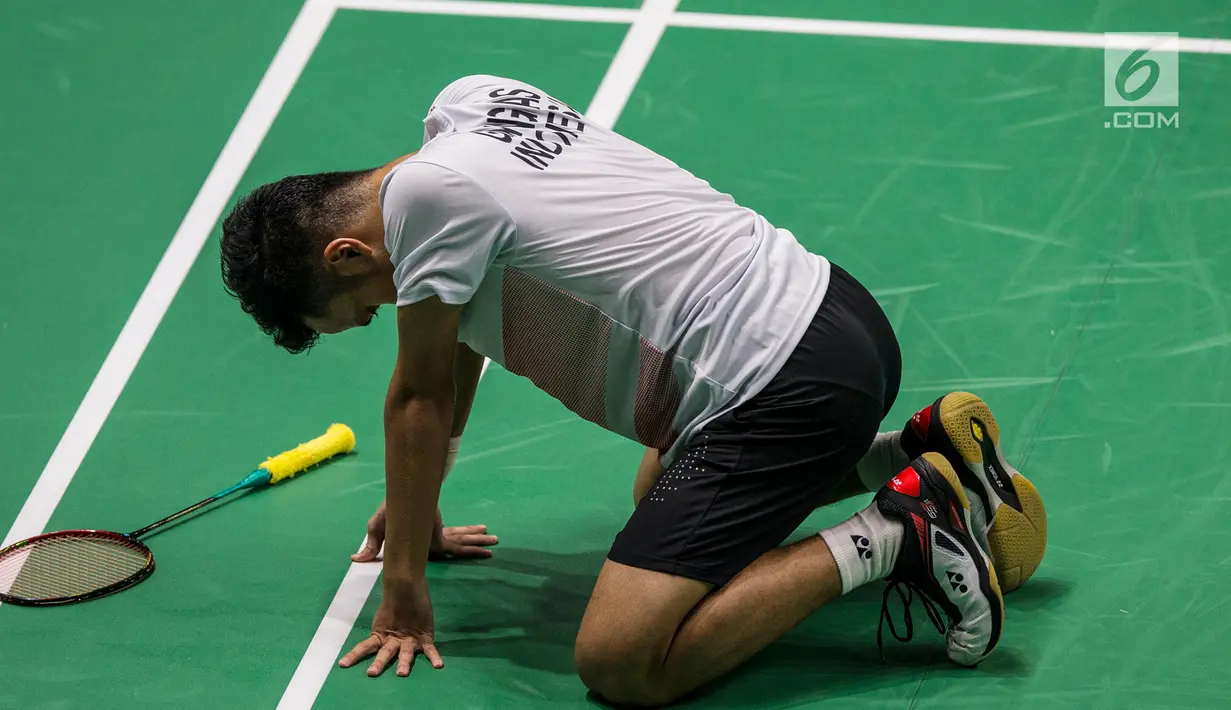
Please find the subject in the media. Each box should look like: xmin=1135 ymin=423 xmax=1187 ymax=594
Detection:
xmin=260 ymin=423 xmax=356 ymax=483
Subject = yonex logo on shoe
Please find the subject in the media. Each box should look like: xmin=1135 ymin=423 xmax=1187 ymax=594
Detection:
xmin=851 ymin=535 xmax=872 ymax=560
xmin=910 ymin=407 xmax=931 ymax=438
xmin=921 ymin=499 xmax=939 ymax=519
xmin=983 ymin=460 xmax=1005 ymax=489
xmin=946 ymin=571 xmax=969 ymax=593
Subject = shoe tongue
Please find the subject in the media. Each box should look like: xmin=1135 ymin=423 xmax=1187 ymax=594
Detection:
xmin=900 ymin=406 xmax=931 ymax=460
xmin=910 ymin=405 xmax=932 ymax=439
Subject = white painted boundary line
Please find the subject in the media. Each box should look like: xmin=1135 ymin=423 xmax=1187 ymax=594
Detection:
xmin=275 ymin=3 xmax=679 ymax=705
xmin=586 ymin=0 xmax=677 ymax=128
xmin=0 ymin=0 xmax=337 ymax=556
xmin=338 ymin=0 xmax=1231 ymax=54
xmin=671 ymin=12 xmax=1231 ymax=54
xmin=274 ymin=542 xmax=383 ymax=710
xmin=334 ymin=0 xmax=637 ymax=23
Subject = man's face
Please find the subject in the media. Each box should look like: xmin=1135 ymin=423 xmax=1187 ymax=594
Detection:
xmin=304 ymin=285 xmax=384 ymax=335
xmin=302 ymin=237 xmax=397 ymax=335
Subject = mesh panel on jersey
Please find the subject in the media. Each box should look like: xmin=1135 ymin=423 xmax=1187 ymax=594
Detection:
xmin=634 ymin=340 xmax=681 ymax=450
xmin=501 ymin=268 xmax=610 ymax=428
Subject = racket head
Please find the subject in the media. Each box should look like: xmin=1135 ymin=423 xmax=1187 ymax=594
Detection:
xmin=0 ymin=530 xmax=155 ymax=607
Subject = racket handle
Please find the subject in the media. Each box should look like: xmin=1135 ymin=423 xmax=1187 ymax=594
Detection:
xmin=259 ymin=423 xmax=356 ymax=484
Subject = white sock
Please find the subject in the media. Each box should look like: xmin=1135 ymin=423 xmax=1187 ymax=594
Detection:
xmin=819 ymin=504 xmax=904 ymax=594
xmin=857 ymin=431 xmax=991 ymax=541
xmin=856 ymin=431 xmax=912 ymax=491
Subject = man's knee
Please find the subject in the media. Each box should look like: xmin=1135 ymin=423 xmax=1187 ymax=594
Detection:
xmin=575 ymin=561 xmax=712 ymax=706
xmin=574 ymin=634 xmax=673 ymax=707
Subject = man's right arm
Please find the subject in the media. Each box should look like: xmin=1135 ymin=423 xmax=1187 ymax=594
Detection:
xmin=354 ymin=156 xmax=512 ymax=565
xmin=450 ymin=343 xmax=485 ymax=440
xmin=424 ymin=342 xmax=496 ymax=560
xmin=352 ymin=343 xmax=493 ymax=563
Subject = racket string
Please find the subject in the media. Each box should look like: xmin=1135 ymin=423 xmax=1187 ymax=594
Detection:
xmin=0 ymin=534 xmax=151 ymax=601
xmin=8 ymin=538 xmax=145 ymax=597
xmin=19 ymin=540 xmax=136 ymax=596
xmin=30 ymin=538 xmax=148 ymax=596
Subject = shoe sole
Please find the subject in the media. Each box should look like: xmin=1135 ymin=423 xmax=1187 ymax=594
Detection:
xmin=937 ymin=393 xmax=1047 ymax=593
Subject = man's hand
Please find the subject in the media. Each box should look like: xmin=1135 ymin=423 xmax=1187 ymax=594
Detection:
xmin=431 ymin=522 xmax=499 ymax=560
xmin=352 ymin=501 xmax=391 ymax=562
xmin=352 ymin=501 xmax=497 ymax=562
xmin=338 ymin=579 xmax=441 ymax=677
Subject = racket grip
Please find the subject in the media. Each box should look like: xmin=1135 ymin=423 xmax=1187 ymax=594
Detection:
xmin=259 ymin=423 xmax=356 ymax=484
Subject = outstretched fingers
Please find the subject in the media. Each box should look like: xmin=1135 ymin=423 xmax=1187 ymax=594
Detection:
xmin=338 ymin=635 xmax=383 ymax=668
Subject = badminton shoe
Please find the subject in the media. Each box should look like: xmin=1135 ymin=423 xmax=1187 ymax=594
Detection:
xmin=876 ymin=453 xmax=1004 ymax=666
xmin=900 ymin=392 xmax=1047 ymax=592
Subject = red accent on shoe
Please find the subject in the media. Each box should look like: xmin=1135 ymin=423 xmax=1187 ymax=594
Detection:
xmin=949 ymin=502 xmax=966 ymax=533
xmin=909 ymin=404 xmax=933 ymax=440
xmin=889 ymin=467 xmax=921 ymax=497
xmin=912 ymin=513 xmax=930 ymax=557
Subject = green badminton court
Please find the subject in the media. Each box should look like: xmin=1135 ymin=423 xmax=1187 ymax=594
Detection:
xmin=2 ymin=0 xmax=1230 ymax=708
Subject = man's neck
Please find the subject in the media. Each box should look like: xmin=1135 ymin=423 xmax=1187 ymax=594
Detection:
xmin=370 ymin=151 xmax=418 ymax=185
xmin=360 ymin=152 xmax=419 ymax=260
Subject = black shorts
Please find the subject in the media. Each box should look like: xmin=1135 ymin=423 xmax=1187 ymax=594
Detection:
xmin=607 ymin=264 xmax=902 ymax=586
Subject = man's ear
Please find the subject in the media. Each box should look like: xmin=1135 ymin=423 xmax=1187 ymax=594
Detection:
xmin=323 ymin=237 xmax=375 ymax=276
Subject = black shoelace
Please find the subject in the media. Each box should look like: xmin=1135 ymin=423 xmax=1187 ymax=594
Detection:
xmin=877 ymin=580 xmax=947 ymax=661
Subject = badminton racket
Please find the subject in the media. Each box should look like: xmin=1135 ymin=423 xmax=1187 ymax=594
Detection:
xmin=0 ymin=423 xmax=356 ymax=607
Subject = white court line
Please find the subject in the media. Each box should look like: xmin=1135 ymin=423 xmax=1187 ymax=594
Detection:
xmin=275 ymin=2 xmax=679 ymax=707
xmin=0 ymin=0 xmax=336 ymax=556
xmin=334 ymin=0 xmax=638 ymax=23
xmin=670 ymin=12 xmax=1231 ymax=54
xmin=586 ymin=0 xmax=676 ymax=127
xmin=338 ymin=0 xmax=1231 ymax=54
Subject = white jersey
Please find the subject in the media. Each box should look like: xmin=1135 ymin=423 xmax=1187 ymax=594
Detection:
xmin=380 ymin=75 xmax=830 ymax=464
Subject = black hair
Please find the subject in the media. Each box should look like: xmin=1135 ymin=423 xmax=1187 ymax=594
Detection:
xmin=220 ymin=169 xmax=374 ymax=353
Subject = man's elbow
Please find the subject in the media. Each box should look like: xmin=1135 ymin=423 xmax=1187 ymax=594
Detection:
xmin=385 ymin=386 xmax=455 ymax=423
